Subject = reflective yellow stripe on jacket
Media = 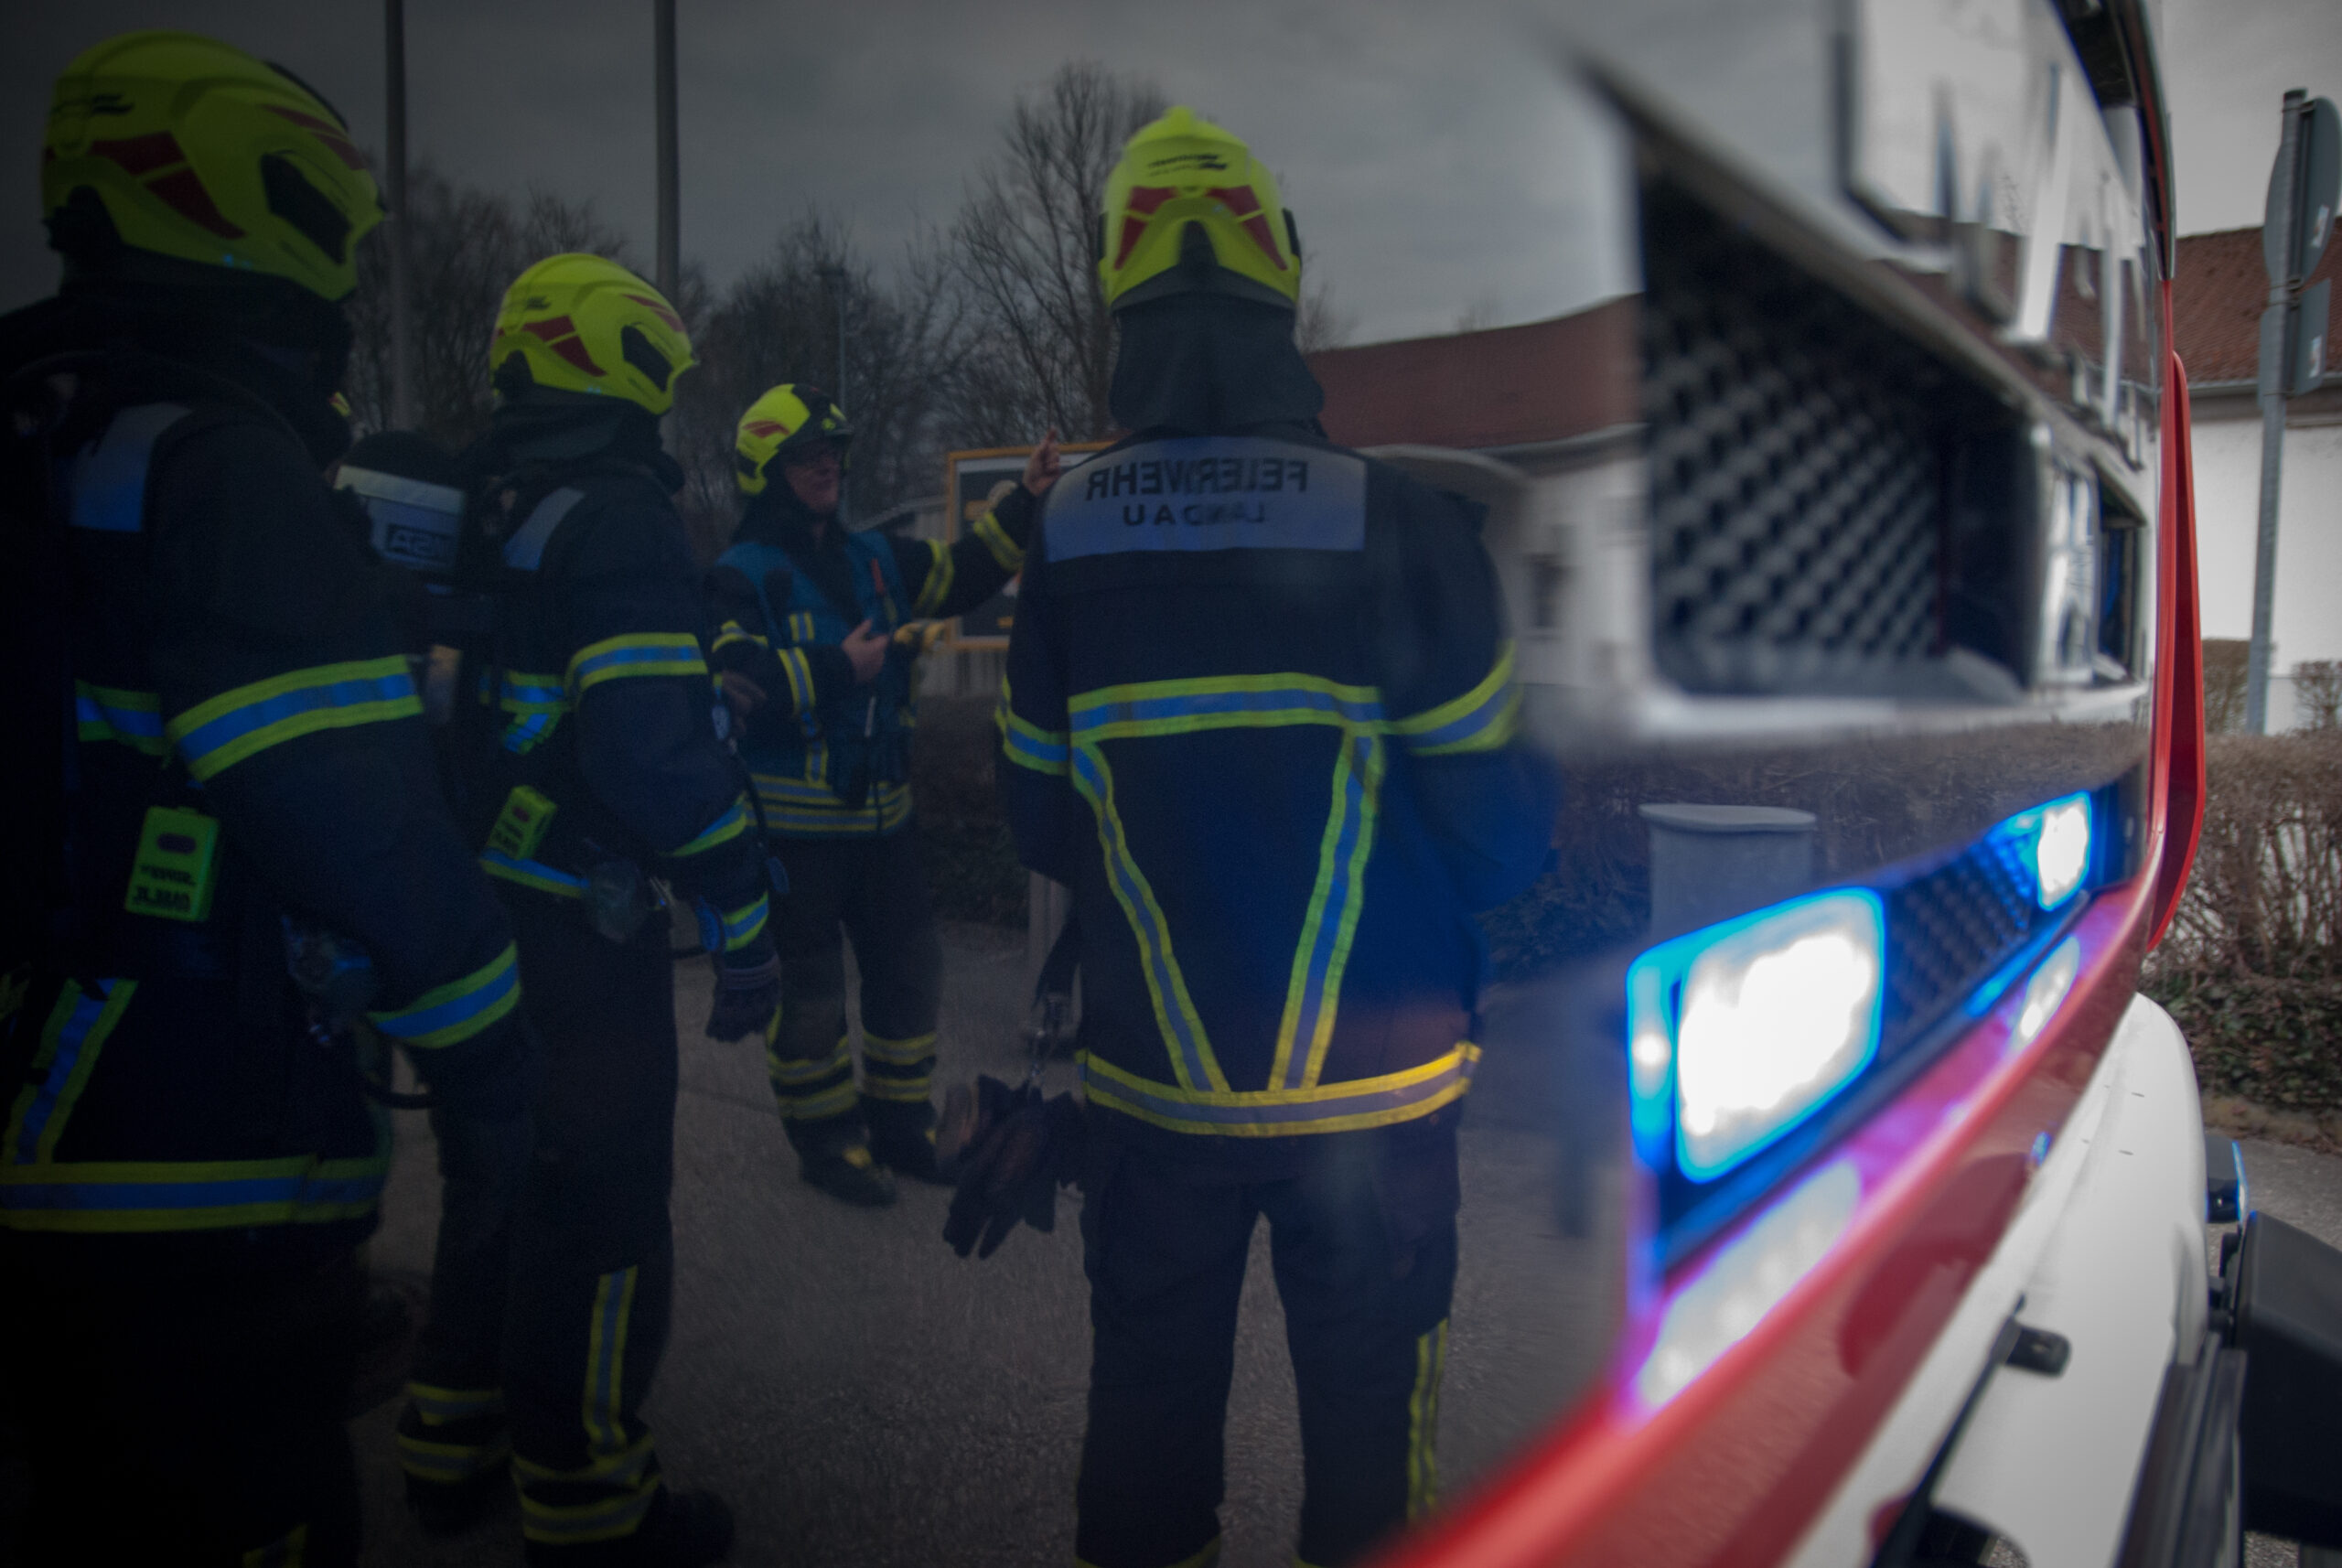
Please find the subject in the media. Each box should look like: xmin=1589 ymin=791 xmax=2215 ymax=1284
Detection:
xmin=168 ymin=656 xmax=423 ymax=781
xmin=75 ymin=682 xmax=167 ymax=757
xmin=1079 ymin=1044 xmax=1482 ymax=1138
xmin=1060 ymin=658 xmax=1514 ymax=1133
xmin=566 ymin=634 xmax=706 ymax=698
xmin=367 ymin=942 xmax=521 ymax=1050
xmin=912 ymin=538 xmax=957 ymax=617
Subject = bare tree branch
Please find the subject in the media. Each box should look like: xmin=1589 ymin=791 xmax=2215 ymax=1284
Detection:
xmin=944 ymin=62 xmax=1165 ymax=443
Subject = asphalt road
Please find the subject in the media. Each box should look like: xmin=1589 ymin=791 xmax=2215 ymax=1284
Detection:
xmin=347 ymin=929 xmax=2342 ymax=1568
xmin=352 ymin=926 xmax=1625 ymax=1568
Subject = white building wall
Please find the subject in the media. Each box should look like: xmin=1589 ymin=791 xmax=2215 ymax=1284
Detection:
xmin=2186 ymin=407 xmax=2342 ymax=727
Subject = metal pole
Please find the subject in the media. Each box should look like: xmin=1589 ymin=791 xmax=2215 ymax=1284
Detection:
xmin=816 ymin=262 xmax=847 ymax=413
xmin=653 ymin=0 xmax=679 ymax=302
xmin=2247 ymin=90 xmax=2307 ymax=735
xmin=384 ymin=0 xmax=414 ymax=429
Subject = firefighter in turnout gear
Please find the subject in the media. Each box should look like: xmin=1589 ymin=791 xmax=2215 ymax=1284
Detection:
xmin=0 ymin=33 xmax=530 ymax=1566
xmin=708 ymin=383 xmax=1052 ymax=1205
xmin=388 ymin=253 xmax=761 ymax=1564
xmin=991 ymin=107 xmax=1554 ymax=1568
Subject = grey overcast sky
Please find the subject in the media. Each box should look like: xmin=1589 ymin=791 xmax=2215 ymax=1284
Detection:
xmin=3 ymin=0 xmax=2336 ymax=341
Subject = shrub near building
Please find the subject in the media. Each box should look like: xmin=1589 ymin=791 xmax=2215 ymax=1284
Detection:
xmin=2146 ymin=730 xmax=2342 ymax=1116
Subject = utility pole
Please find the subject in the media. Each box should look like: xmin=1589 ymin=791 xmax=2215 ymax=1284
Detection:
xmin=384 ymin=0 xmax=414 ymax=429
xmin=653 ymin=0 xmax=679 ymax=303
xmin=818 ymin=262 xmax=848 ymax=414
xmin=2247 ymin=91 xmax=2340 ymax=732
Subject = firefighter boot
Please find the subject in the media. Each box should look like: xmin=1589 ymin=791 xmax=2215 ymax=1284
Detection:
xmin=637 ymin=1489 xmax=735 ymax=1567
xmin=865 ymin=1096 xmax=949 ymax=1185
xmin=788 ymin=1111 xmax=897 ymax=1208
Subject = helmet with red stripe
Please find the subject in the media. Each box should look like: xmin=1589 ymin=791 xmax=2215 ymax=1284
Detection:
xmin=489 ymin=253 xmax=697 ymax=418
xmin=1097 ymin=106 xmax=1302 ymax=313
xmin=41 ymin=31 xmax=382 ymax=303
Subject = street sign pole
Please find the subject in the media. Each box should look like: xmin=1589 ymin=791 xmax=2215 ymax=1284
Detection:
xmin=2246 ymin=91 xmax=2305 ymax=735
xmin=653 ymin=0 xmax=679 ymax=303
xmin=2246 ymin=91 xmax=2341 ymax=732
xmin=384 ymin=0 xmax=413 ymax=430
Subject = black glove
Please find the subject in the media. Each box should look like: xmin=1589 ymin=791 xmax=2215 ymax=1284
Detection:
xmin=942 ymin=1078 xmax=1083 ymax=1260
xmin=706 ymin=939 xmax=780 ymax=1042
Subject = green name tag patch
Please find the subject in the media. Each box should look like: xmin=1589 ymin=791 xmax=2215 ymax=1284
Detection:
xmin=488 ymin=785 xmax=558 ymax=861
xmin=126 ymin=805 xmax=220 ymax=922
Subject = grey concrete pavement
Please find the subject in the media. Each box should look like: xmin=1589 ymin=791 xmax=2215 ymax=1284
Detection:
xmin=354 ymin=927 xmax=1622 ymax=1567
xmin=349 ymin=931 xmax=2342 ymax=1568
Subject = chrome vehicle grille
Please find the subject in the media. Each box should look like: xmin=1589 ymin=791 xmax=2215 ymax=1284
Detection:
xmin=1640 ymin=182 xmax=1955 ymax=695
xmin=1881 ymin=832 xmax=2042 ymax=1048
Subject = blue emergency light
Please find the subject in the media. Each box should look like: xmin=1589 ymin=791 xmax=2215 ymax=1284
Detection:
xmin=1628 ymin=888 xmax=1886 ymax=1184
xmin=1999 ymin=792 xmax=2093 ymax=909
xmin=1628 ymin=791 xmax=2099 ymax=1194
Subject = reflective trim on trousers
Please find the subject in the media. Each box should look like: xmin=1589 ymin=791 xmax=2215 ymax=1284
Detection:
xmin=1407 ymin=1319 xmax=1449 ymax=1520
xmin=584 ymin=1266 xmax=636 ymax=1456
xmin=397 ymin=1427 xmax=511 ymax=1484
xmin=515 ymin=1270 xmax=661 ymax=1546
xmin=1078 ymin=1043 xmax=1480 ymax=1138
xmin=512 ymin=1429 xmax=657 ymax=1490
xmin=861 ymin=1031 xmax=935 ymax=1103
xmin=519 ymin=1477 xmax=660 ymax=1547
xmin=406 ymin=1381 xmax=505 ymax=1425
xmin=860 ymin=1068 xmax=933 ymax=1103
xmin=861 ymin=1030 xmax=936 ymax=1068
xmin=768 ymin=1033 xmax=859 ymax=1120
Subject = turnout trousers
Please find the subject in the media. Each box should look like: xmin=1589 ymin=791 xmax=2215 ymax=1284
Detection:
xmin=1 ymin=1230 xmax=367 ymax=1567
xmin=399 ymin=893 xmax=678 ymax=1560
xmin=1074 ymin=1112 xmax=1462 ymax=1568
xmin=762 ymin=829 xmax=944 ymax=1160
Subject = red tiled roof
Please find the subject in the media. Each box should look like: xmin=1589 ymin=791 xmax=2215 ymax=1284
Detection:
xmin=2174 ymin=226 xmax=2342 ymax=385
xmin=1306 ymin=296 xmax=1638 ymax=450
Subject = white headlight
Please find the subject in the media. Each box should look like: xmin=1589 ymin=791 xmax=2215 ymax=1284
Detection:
xmin=1653 ymin=890 xmax=1885 ymax=1182
xmin=2033 ymin=797 xmax=2091 ymax=908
